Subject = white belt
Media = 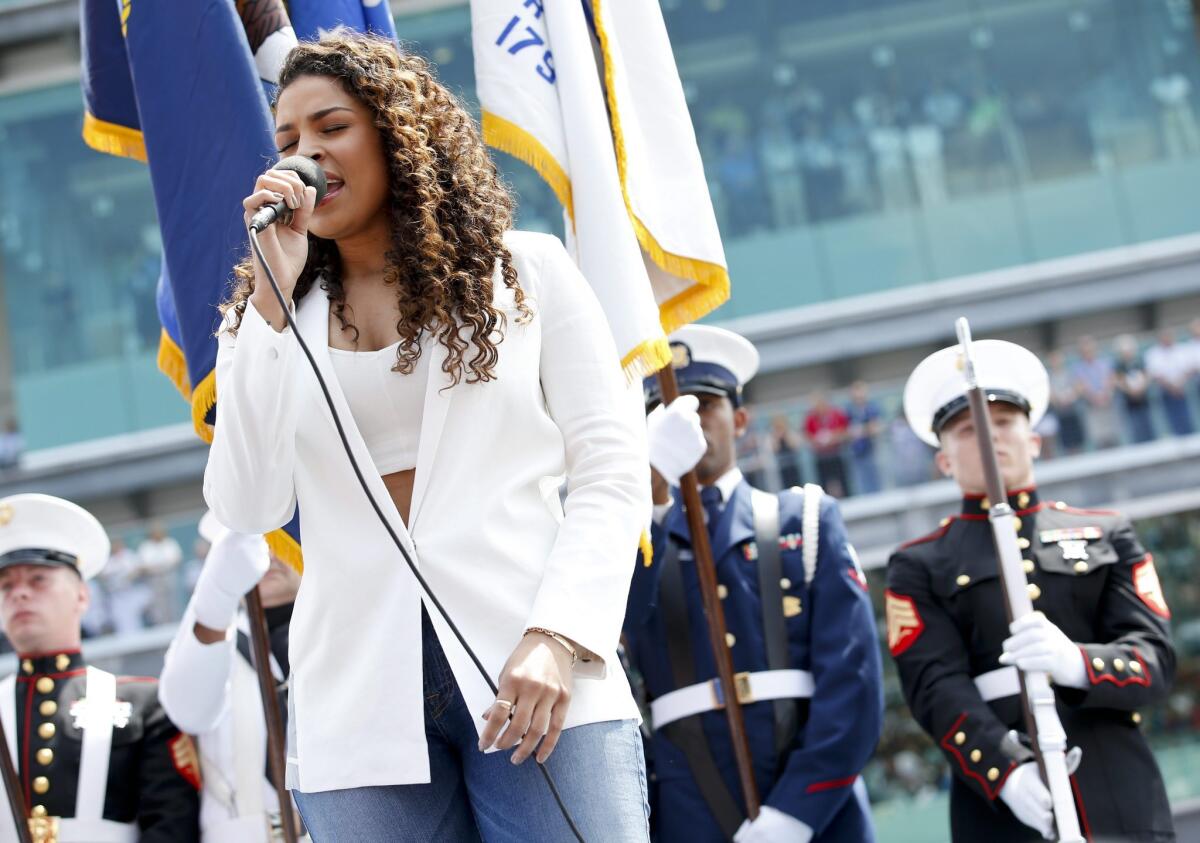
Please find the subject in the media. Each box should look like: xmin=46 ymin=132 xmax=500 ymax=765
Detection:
xmin=55 ymin=818 xmax=138 ymax=843
xmin=651 ymin=669 xmax=814 ymax=731
xmin=974 ymin=666 xmax=1021 ymax=702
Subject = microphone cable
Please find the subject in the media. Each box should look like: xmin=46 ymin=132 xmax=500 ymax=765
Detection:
xmin=247 ymin=228 xmax=587 ymax=843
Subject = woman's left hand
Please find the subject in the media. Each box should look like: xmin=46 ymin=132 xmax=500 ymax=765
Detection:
xmin=478 ymin=632 xmax=575 ymax=765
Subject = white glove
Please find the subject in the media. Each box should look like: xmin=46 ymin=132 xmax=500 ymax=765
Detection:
xmin=998 ymin=762 xmax=1054 ymax=839
xmin=999 ymin=611 xmax=1088 ymax=689
xmin=646 ymin=395 xmax=706 ymax=487
xmin=733 ymin=806 xmax=813 ymax=843
xmin=191 ymin=530 xmax=270 ymax=630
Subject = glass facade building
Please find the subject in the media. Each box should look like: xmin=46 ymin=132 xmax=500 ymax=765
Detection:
xmin=3 ymin=1 xmax=1200 ymax=838
xmin=8 ymin=0 xmax=1200 ymax=448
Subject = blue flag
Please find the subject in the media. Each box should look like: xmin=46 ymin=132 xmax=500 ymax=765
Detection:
xmin=289 ymin=0 xmax=398 ymax=42
xmin=80 ymin=0 xmax=303 ymax=564
xmin=80 ymin=0 xmax=396 ymax=572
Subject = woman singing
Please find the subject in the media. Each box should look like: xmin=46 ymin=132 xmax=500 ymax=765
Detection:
xmin=204 ymin=30 xmax=650 ymax=842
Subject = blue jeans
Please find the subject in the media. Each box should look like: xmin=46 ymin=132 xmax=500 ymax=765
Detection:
xmin=1163 ymin=393 xmax=1194 ymax=436
xmin=293 ymin=611 xmax=650 ymax=842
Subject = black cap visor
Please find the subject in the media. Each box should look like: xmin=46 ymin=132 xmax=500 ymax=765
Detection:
xmin=932 ymin=390 xmax=1032 ymax=438
xmin=645 ymin=380 xmax=738 ymax=413
xmin=0 ymin=549 xmax=80 ymax=576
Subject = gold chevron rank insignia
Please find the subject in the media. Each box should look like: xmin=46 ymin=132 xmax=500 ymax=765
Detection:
xmin=1133 ymin=556 xmax=1170 ymax=619
xmin=886 ymin=590 xmax=925 ymax=656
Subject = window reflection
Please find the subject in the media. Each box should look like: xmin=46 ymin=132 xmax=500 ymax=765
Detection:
xmin=7 ymin=0 xmax=1200 ymax=446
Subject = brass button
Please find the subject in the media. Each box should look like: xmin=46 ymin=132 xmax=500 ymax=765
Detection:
xmin=783 ymin=596 xmax=802 ymax=618
xmin=1130 ymin=661 xmax=1143 ymax=674
xmin=987 ymin=767 xmax=1000 ymax=782
xmin=939 ymin=517 xmax=952 ymax=527
xmin=956 ymin=574 xmax=971 ymax=587
xmin=35 ymin=749 xmax=52 ymax=766
xmin=1113 ymin=658 xmax=1126 ymax=672
xmin=30 ymin=805 xmax=46 ymax=818
xmin=1023 ymin=560 xmax=1035 ymax=574
xmin=725 ymin=633 xmax=736 ymax=648
xmin=55 ymin=654 xmax=70 ymax=671
xmin=1074 ymin=561 xmax=1089 ymax=574
xmin=1017 ymin=491 xmax=1030 ymax=509
xmin=39 ymin=701 xmax=56 ymax=717
xmin=980 ymin=497 xmax=990 ymax=511
xmin=780 ymin=577 xmax=792 ymax=590
xmin=1012 ymin=517 xmax=1022 ymax=532
xmin=1017 ymin=537 xmax=1031 ymax=549
xmin=1055 ymin=501 xmax=1068 ymax=510
xmin=970 ymin=749 xmax=982 ymax=763
xmin=1132 ymin=712 xmax=1142 ymax=725
xmin=954 ymin=731 xmax=966 ymax=746
xmin=35 ymin=677 xmax=54 ymax=694
xmin=717 ymin=584 xmax=728 ymax=599
xmin=32 ymin=777 xmax=48 ymax=795
xmin=21 ymin=660 xmax=32 ymax=675
xmin=38 ymin=723 xmax=55 ymax=740
xmin=1092 ymin=657 xmax=1105 ymax=672
xmin=1027 ymin=583 xmax=1042 ymax=601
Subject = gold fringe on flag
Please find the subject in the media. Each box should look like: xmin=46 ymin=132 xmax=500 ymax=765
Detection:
xmin=82 ymin=111 xmax=147 ymax=162
xmin=266 ymin=528 xmax=304 ymax=575
xmin=639 ymin=529 xmax=654 ymax=568
xmin=190 ymin=370 xmax=217 ymax=444
xmin=156 ymin=330 xmax=192 ymax=401
xmin=657 ymin=279 xmax=734 ymax=337
xmin=621 ymin=336 xmax=673 ymax=384
xmin=482 ymin=110 xmax=575 ymax=223
xmin=590 ymin=0 xmax=730 ymax=332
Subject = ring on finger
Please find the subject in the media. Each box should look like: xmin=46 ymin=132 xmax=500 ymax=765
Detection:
xmin=494 ymin=698 xmax=515 ymax=713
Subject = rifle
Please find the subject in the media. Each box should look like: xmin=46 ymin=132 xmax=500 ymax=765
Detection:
xmin=955 ymin=317 xmax=1082 ymax=842
xmin=0 ymin=711 xmax=32 ymax=843
xmin=245 ymin=587 xmax=300 ymax=843
xmin=656 ymin=366 xmax=761 ymax=819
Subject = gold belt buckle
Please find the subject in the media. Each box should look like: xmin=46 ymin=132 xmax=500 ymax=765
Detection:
xmin=29 ymin=816 xmax=59 ymax=843
xmin=710 ymin=672 xmax=755 ymax=709
xmin=733 ymin=672 xmax=754 ymax=704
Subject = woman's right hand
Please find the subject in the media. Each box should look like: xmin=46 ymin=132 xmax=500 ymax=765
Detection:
xmin=242 ymin=168 xmax=317 ymax=311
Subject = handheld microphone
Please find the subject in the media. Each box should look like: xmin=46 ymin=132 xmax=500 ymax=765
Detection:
xmin=248 ymin=156 xmax=328 ymax=233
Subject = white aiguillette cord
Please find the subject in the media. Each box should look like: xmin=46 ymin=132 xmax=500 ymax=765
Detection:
xmin=246 ymin=229 xmax=586 ymax=842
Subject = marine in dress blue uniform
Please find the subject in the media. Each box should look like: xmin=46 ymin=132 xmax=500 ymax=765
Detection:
xmin=623 ymin=326 xmax=883 ymax=843
xmin=886 ymin=341 xmax=1175 ymax=841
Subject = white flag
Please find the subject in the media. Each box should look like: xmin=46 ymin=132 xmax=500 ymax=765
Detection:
xmin=471 ymin=0 xmax=729 ymax=378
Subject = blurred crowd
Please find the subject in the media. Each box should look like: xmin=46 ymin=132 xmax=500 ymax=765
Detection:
xmin=696 ymin=55 xmax=1200 ymax=238
xmin=1 ymin=322 xmax=1196 ymax=646
xmin=739 ymin=320 xmax=1200 ymax=498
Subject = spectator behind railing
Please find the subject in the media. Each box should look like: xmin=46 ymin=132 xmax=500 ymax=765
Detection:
xmin=1146 ymin=328 xmax=1195 ymax=435
xmin=138 ymin=521 xmax=183 ymax=626
xmin=769 ymin=413 xmax=804 ymax=488
xmin=1114 ymin=334 xmax=1156 ymax=444
xmin=804 ymin=391 xmax=849 ymax=497
xmin=1048 ymin=350 xmax=1086 ymax=455
xmin=739 ymin=324 xmax=1200 ymax=499
xmin=1073 ymin=335 xmax=1120 ymax=450
xmin=845 ymin=381 xmax=884 ymax=495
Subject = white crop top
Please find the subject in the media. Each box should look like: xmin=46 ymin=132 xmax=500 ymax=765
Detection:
xmin=328 ymin=341 xmax=429 ymax=474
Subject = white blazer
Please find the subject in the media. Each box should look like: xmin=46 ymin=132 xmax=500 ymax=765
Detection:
xmin=204 ymin=231 xmax=649 ymax=793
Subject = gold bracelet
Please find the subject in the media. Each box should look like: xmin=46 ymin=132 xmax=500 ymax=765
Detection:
xmin=525 ymin=627 xmax=578 ymax=667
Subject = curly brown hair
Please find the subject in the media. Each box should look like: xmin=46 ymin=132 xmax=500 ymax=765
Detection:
xmin=222 ymin=29 xmax=530 ymax=385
